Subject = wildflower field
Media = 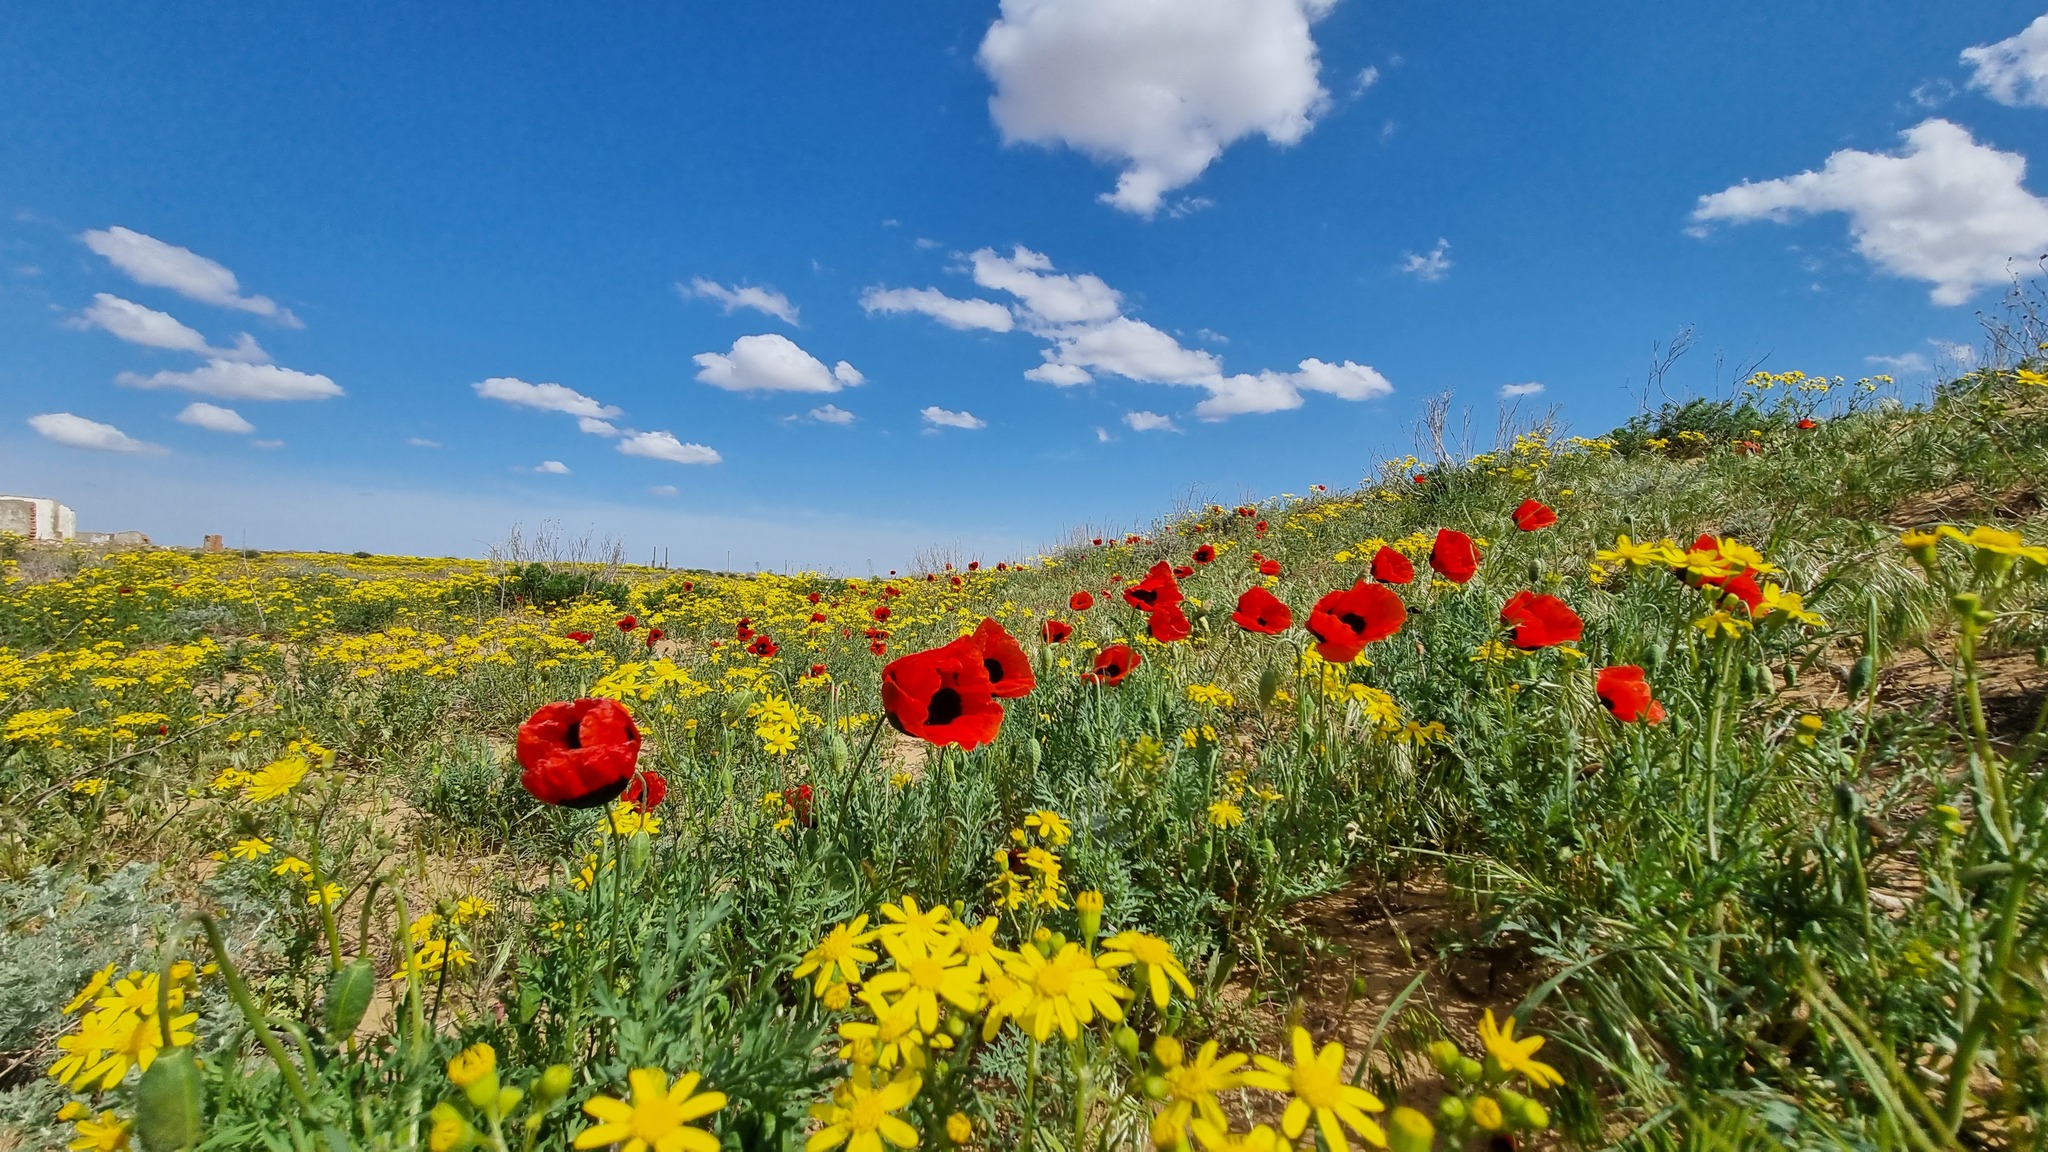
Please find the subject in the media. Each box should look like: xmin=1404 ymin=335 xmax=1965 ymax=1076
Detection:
xmin=6 ymin=363 xmax=2048 ymax=1151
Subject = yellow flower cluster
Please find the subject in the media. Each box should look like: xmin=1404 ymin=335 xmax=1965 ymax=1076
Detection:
xmin=49 ymin=963 xmax=200 ymax=1093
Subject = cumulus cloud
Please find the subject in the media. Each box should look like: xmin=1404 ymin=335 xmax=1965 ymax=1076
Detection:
xmin=1123 ymin=410 xmax=1178 ymax=432
xmin=119 ymin=360 xmax=342 ymax=401
xmin=680 ymin=277 xmax=800 ymax=325
xmin=534 ymin=460 xmax=571 ymax=475
xmin=618 ymin=430 xmax=722 ymax=465
xmin=29 ymin=412 xmax=163 ymax=453
xmin=80 ymin=227 xmax=299 ymax=325
xmin=694 ymin=333 xmax=864 ymax=393
xmin=809 ymin=404 xmax=857 ymax=425
xmin=1398 ymin=239 xmax=1452 ymax=282
xmin=1499 ymin=382 xmax=1545 ymax=398
xmin=970 ymin=247 xmax=1122 ymax=326
xmin=406 ymin=437 xmax=442 ymax=448
xmin=1041 ymin=316 xmax=1223 ymax=383
xmin=74 ymin=294 xmax=269 ymax=362
xmin=921 ymin=406 xmax=987 ymax=430
xmin=648 ymin=484 xmax=679 ymax=497
xmin=860 ymin=286 xmax=1016 ymax=332
xmin=978 ymin=0 xmax=1336 ymax=215
xmin=472 ymin=377 xmax=621 ymax=419
xmin=578 ymin=417 xmax=622 ymax=437
xmin=176 ymin=402 xmax=256 ymax=434
xmin=1191 ymin=359 xmax=1391 ymax=419
xmin=1866 ymin=352 xmax=1933 ymax=374
xmin=1690 ymin=119 xmax=2048 ymax=305
xmin=1964 ymin=14 xmax=2048 ymax=108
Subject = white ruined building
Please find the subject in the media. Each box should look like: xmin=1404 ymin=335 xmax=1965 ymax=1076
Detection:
xmin=0 ymin=495 xmax=76 ymax=542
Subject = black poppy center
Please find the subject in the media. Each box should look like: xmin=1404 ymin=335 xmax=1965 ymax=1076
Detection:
xmin=563 ymin=723 xmax=583 ymax=750
xmin=926 ymin=687 xmax=964 ymax=727
xmin=1130 ymin=589 xmax=1157 ymax=606
xmin=1102 ymin=661 xmax=1125 ymax=677
xmin=1338 ymin=611 xmax=1368 ymax=635
xmin=985 ymin=658 xmax=1006 ymax=684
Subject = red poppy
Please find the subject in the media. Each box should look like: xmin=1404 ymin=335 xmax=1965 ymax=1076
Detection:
xmin=1370 ymin=546 xmax=1414 ymax=585
xmin=1596 ymin=665 xmax=1666 ymax=723
xmin=974 ymin=617 xmax=1037 ymax=698
xmin=869 ymin=641 xmax=887 ymax=656
xmin=1500 ymin=591 xmax=1583 ymax=648
xmin=873 ymin=605 xmax=891 ymax=622
xmin=737 ymin=624 xmax=754 ymax=641
xmin=1722 ymin=568 xmax=1764 ymax=613
xmin=1513 ymin=499 xmax=1558 ymax=531
xmin=1123 ymin=562 xmax=1185 ymax=613
xmin=565 ymin=631 xmax=594 ymax=645
xmin=1042 ymin=619 xmax=1073 ymax=643
xmin=748 ymin=635 xmax=780 ymax=658
xmin=1429 ymin=529 xmax=1480 ymax=584
xmin=968 ymin=561 xmax=980 ymax=572
xmin=1192 ymin=544 xmax=1217 ymax=565
xmin=1255 ymin=520 xmax=1268 ymax=535
xmin=810 ymin=612 xmax=827 ymax=623
xmin=808 ymin=592 xmax=822 ymax=604
xmin=1231 ymin=586 xmax=1292 ymax=635
xmin=1085 ymin=644 xmax=1141 ymax=686
xmin=617 ymin=615 xmax=637 ymax=631
xmin=622 ymin=769 xmax=667 ymax=813
xmin=1092 ymin=537 xmax=1104 ymax=546
xmin=645 ymin=627 xmax=665 ymax=646
xmin=682 ymin=581 xmax=694 ymax=592
xmin=1070 ymin=590 xmax=1096 ymax=612
xmin=1148 ymin=601 xmax=1193 ymax=642
xmin=808 ymin=663 xmax=828 ymax=678
xmin=788 ymin=783 xmax=815 ymax=827
xmin=1413 ymin=474 xmax=1427 ymax=484
xmin=885 ymin=586 xmax=901 ymax=597
xmin=1734 ymin=440 xmax=1762 ymax=455
xmin=951 ymin=576 xmax=964 ymax=587
xmin=1306 ymin=581 xmax=1407 ymax=662
xmin=1797 ymin=418 xmax=1818 ymax=430
xmin=1257 ymin=558 xmax=1281 ymax=577
xmin=157 ymin=724 xmax=169 ymax=736
xmin=1237 ymin=506 xmax=1256 ymax=518
xmin=517 ymin=698 xmax=643 ymax=808
xmin=881 ymin=634 xmax=1005 ymax=750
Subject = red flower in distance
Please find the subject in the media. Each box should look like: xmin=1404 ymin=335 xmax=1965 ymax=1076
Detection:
xmin=974 ymin=617 xmax=1037 ymax=699
xmin=1370 ymin=546 xmax=1415 ymax=585
xmin=517 ymin=698 xmax=643 ymax=808
xmin=1192 ymin=544 xmax=1217 ymax=565
xmin=1069 ymin=590 xmax=1095 ymax=611
xmin=1596 ymin=665 xmax=1666 ymax=723
xmin=788 ymin=783 xmax=815 ymax=827
xmin=617 ymin=615 xmax=637 ymax=631
xmin=1092 ymin=537 xmax=1104 ymax=546
xmin=951 ymin=576 xmax=964 ymax=587
xmin=1430 ymin=529 xmax=1480 ymax=584
xmin=1042 ymin=619 xmax=1073 ymax=643
xmin=1237 ymin=506 xmax=1256 ymax=517
xmin=1413 ymin=474 xmax=1427 ymax=484
xmin=1148 ymin=601 xmax=1193 ymax=642
xmin=873 ymin=605 xmax=891 ymax=622
xmin=1085 ymin=644 xmax=1141 ymax=686
xmin=681 ymin=581 xmax=694 ymax=591
xmin=1306 ymin=581 xmax=1407 ymax=662
xmin=881 ymin=634 xmax=1005 ymax=750
xmin=1797 ymin=418 xmax=1819 ymax=430
xmin=1513 ymin=499 xmax=1558 ymax=531
xmin=565 ymin=631 xmax=594 ymax=645
xmin=748 ymin=635 xmax=780 ymax=658
xmin=810 ymin=612 xmax=827 ymax=623
xmin=1255 ymin=520 xmax=1268 ymax=535
xmin=645 ymin=627 xmax=665 ymax=646
xmin=622 ymin=769 xmax=667 ymax=813
xmin=968 ymin=561 xmax=980 ymax=571
xmin=1257 ymin=558 xmax=1281 ymax=577
xmin=1123 ymin=562 xmax=1185 ymax=613
xmin=869 ymin=640 xmax=888 ymax=656
xmin=1231 ymin=586 xmax=1293 ymax=635
xmin=1500 ymin=591 xmax=1583 ymax=648
xmin=1173 ymin=565 xmax=1195 ymax=579
xmin=807 ymin=591 xmax=822 ymax=604
xmin=808 ymin=663 xmax=828 ymax=678
xmin=1722 ymin=568 xmax=1764 ymax=613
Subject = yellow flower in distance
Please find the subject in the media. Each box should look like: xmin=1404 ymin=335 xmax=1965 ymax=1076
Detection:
xmin=574 ymin=1067 xmax=726 ymax=1152
xmin=1476 ymin=1009 xmax=1563 ymax=1089
xmin=242 ymin=754 xmax=310 ymax=802
xmin=1243 ymin=1027 xmax=1386 ymax=1152
xmin=1098 ymin=931 xmax=1196 ymax=1009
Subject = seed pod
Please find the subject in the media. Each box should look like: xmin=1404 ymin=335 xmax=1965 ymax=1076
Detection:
xmin=826 ymin=733 xmax=849 ymax=771
xmin=1848 ymin=654 xmax=1876 ymax=697
xmin=322 ymin=958 xmax=377 ymax=1041
xmin=1643 ymin=640 xmax=1668 ymax=674
xmin=1258 ymin=664 xmax=1284 ymax=709
xmin=1740 ymin=664 xmax=1759 ymax=694
xmin=136 ymin=1047 xmax=205 ymax=1151
xmin=2035 ymin=645 xmax=2047 ymax=669
xmin=1782 ymin=662 xmax=1799 ymax=688
xmin=1751 ymin=663 xmax=1774 ymax=694
xmin=1025 ymin=736 xmax=1042 ymax=770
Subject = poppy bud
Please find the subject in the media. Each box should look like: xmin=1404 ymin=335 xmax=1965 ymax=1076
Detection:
xmin=1258 ymin=665 xmax=1284 ymax=709
xmin=1847 ymin=654 xmax=1875 ymax=697
xmin=323 ymin=957 xmax=377 ymax=1040
xmin=136 ymin=1047 xmax=205 ymax=1152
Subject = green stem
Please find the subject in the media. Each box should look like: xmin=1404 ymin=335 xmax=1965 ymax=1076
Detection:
xmin=1024 ymin=1037 xmax=1039 ymax=1152
xmin=1943 ymin=856 xmax=2033 ymax=1134
xmin=1957 ymin=624 xmax=2012 ymax=846
xmin=197 ymin=912 xmax=320 ymax=1116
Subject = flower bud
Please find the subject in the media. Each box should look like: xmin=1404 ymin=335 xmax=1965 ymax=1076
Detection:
xmin=1455 ymin=1056 xmax=1485 ymax=1085
xmin=1388 ymin=1106 xmax=1435 ymax=1152
xmin=1426 ymin=1039 xmax=1463 ymax=1075
xmin=1470 ymin=1095 xmax=1504 ymax=1131
xmin=323 ymin=958 xmax=377 ymax=1041
xmin=1114 ymin=1026 xmax=1142 ymax=1063
xmin=532 ymin=1064 xmax=573 ymax=1108
xmin=1142 ymin=1075 xmax=1168 ymax=1100
xmin=946 ymin=1112 xmax=974 ymax=1145
xmin=1436 ymin=1096 xmax=1468 ymax=1127
xmin=427 ymin=1102 xmax=477 ymax=1152
xmin=136 ymin=1047 xmax=205 ymax=1152
xmin=1075 ymin=890 xmax=1104 ymax=946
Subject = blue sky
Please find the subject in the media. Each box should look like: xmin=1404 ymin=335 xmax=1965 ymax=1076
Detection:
xmin=4 ymin=3 xmax=2046 ymax=571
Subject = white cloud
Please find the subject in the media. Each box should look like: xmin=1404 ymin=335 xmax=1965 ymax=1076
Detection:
xmin=1963 ymin=14 xmax=2048 ymax=108
xmin=118 ymin=360 xmax=342 ymax=401
xmin=1195 ymin=327 xmax=1230 ymax=344
xmin=176 ymin=402 xmax=256 ymax=434
xmin=969 ymin=246 xmax=1123 ymax=326
xmin=534 ymin=460 xmax=571 ymax=475
xmin=694 ymin=333 xmax=863 ymax=393
xmin=680 ymin=277 xmax=800 ymax=325
xmin=618 ymin=431 xmax=722 ymax=465
xmin=921 ymin=406 xmax=987 ymax=430
xmin=978 ymin=0 xmax=1336 ymax=215
xmin=1095 ymin=426 xmax=1114 ymax=443
xmin=29 ymin=412 xmax=163 ymax=454
xmin=1932 ymin=338 xmax=1978 ymax=367
xmin=1044 ymin=316 xmax=1224 ymax=384
xmin=1866 ymin=352 xmax=1932 ymax=374
xmin=1690 ymin=120 xmax=2048 ymax=306
xmin=861 ymin=286 xmax=1016 ymax=332
xmin=406 ymin=437 xmax=442 ymax=449
xmin=74 ymin=294 xmax=269 ymax=362
xmin=1026 ymin=362 xmax=1096 ymax=386
xmin=249 ymin=439 xmax=284 ymax=450
xmin=1499 ymin=382 xmax=1545 ymax=398
xmin=1352 ymin=65 xmax=1380 ymax=95
xmin=473 ymin=377 xmax=621 ymax=419
xmin=1191 ymin=359 xmax=1392 ymax=420
xmin=578 ymin=417 xmax=622 ymax=437
xmin=648 ymin=484 xmax=679 ymax=497
xmin=809 ymin=404 xmax=857 ymax=425
xmin=1123 ymin=410 xmax=1178 ymax=432
xmin=1398 ymin=238 xmax=1452 ymax=282
xmin=79 ymin=227 xmax=299 ymax=325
